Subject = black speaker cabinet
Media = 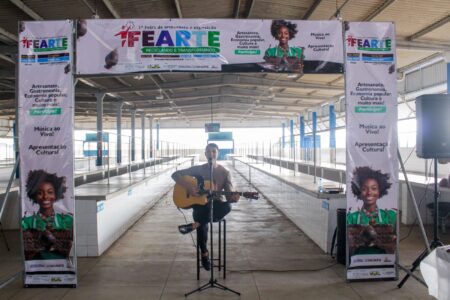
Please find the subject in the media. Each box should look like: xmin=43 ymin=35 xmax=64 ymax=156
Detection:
xmin=416 ymin=94 xmax=450 ymax=158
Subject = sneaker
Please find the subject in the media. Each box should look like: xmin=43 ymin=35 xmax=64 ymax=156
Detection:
xmin=178 ymin=224 xmax=194 ymax=235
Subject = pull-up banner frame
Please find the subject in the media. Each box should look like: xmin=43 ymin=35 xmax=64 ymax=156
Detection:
xmin=18 ymin=20 xmax=77 ymax=287
xmin=344 ymin=22 xmax=398 ymax=281
xmin=75 ymin=19 xmax=344 ymax=74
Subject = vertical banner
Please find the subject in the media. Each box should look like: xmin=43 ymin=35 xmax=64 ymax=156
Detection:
xmin=19 ymin=20 xmax=77 ymax=286
xmin=344 ymin=22 xmax=398 ymax=280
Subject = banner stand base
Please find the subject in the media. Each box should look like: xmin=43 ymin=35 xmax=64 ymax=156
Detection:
xmin=25 ymin=284 xmax=77 ymax=288
xmin=24 ymin=271 xmax=77 ymax=288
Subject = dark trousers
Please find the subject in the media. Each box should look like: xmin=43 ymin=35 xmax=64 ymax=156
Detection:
xmin=192 ymin=200 xmax=231 ymax=254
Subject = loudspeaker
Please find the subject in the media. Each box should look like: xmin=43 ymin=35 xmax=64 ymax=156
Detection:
xmin=416 ymin=94 xmax=450 ymax=158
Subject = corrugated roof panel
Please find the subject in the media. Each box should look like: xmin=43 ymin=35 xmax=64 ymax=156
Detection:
xmin=418 ymin=22 xmax=450 ymax=42
xmin=396 ymin=49 xmax=439 ymax=69
xmin=309 ymin=0 xmax=383 ymax=21
xmin=109 ymin=0 xmax=175 ymax=18
xmin=0 ymin=1 xmax=32 ymax=35
xmin=19 ymin=0 xmax=104 ymax=20
xmin=249 ymin=0 xmax=312 ymax=19
xmin=374 ymin=0 xmax=450 ymax=38
xmin=177 ymin=0 xmax=234 ymax=18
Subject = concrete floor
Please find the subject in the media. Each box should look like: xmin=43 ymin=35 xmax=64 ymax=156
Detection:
xmin=0 ymin=163 xmax=445 ymax=299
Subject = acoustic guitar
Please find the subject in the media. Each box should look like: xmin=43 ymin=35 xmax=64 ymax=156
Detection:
xmin=173 ymin=175 xmax=259 ymax=209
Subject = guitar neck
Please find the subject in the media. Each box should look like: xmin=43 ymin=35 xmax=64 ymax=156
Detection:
xmin=204 ymin=190 xmax=243 ymax=197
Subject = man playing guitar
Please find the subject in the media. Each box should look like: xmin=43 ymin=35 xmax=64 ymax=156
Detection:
xmin=171 ymin=143 xmax=240 ymax=271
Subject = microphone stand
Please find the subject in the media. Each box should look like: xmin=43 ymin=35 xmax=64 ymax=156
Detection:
xmin=185 ymin=157 xmax=240 ymax=297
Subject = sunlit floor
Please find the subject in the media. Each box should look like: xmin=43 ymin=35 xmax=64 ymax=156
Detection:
xmin=0 ymin=164 xmax=447 ymax=299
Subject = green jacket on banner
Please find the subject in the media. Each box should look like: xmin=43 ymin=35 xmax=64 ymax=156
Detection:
xmin=347 ymin=207 xmax=396 ymax=227
xmin=22 ymin=211 xmax=73 ymax=260
xmin=264 ymin=46 xmax=304 ymax=59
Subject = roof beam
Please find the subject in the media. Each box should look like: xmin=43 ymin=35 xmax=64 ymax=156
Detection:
xmin=98 ymin=86 xmax=333 ymax=104
xmin=329 ymin=0 xmax=351 ymax=20
xmin=154 ymin=108 xmax=292 ymax=118
xmin=246 ymin=0 xmax=254 ymax=18
xmin=397 ymin=39 xmax=450 ymax=51
xmin=0 ymin=80 xmax=14 ymax=89
xmin=397 ymin=52 xmax=443 ymax=74
xmin=0 ymin=27 xmax=17 ymax=43
xmin=9 ymin=0 xmax=43 ymax=20
xmin=79 ymin=0 xmax=97 ymax=14
xmin=76 ymin=74 xmax=343 ymax=94
xmin=362 ymin=0 xmax=396 ymax=21
xmin=0 ymin=69 xmax=15 ymax=79
xmin=0 ymin=54 xmax=15 ymax=65
xmin=233 ymin=0 xmax=241 ymax=18
xmin=302 ymin=0 xmax=322 ymax=20
xmin=0 ymin=45 xmax=16 ymax=55
xmin=102 ymin=0 xmax=121 ymax=18
xmin=129 ymin=97 xmax=308 ymax=111
xmin=174 ymin=0 xmax=183 ymax=18
xmin=407 ymin=14 xmax=450 ymax=41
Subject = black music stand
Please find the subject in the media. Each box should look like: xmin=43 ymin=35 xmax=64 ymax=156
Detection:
xmin=397 ymin=158 xmax=444 ymax=288
xmin=185 ymin=158 xmax=240 ymax=297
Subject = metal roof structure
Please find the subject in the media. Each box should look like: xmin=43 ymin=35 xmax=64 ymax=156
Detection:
xmin=0 ymin=0 xmax=449 ymax=129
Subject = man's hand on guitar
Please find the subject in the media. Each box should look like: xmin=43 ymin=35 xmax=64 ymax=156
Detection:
xmin=187 ymin=185 xmax=200 ymax=197
xmin=228 ymin=192 xmax=240 ymax=203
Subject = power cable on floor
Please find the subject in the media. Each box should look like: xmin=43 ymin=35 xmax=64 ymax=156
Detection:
xmin=228 ymin=262 xmax=338 ymax=273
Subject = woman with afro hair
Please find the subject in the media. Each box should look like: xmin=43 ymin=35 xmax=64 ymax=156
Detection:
xmin=263 ymin=20 xmax=304 ymax=71
xmin=22 ymin=170 xmax=73 ymax=260
xmin=347 ymin=166 xmax=396 ymax=228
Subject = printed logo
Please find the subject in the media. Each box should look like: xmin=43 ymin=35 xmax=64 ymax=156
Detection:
xmin=113 ymin=22 xmax=221 ymax=55
xmin=346 ymin=36 xmax=391 ymax=51
xmin=115 ymin=22 xmax=140 ymax=47
xmin=21 ymin=36 xmax=68 ymax=52
xmin=51 ymin=277 xmax=62 ymax=282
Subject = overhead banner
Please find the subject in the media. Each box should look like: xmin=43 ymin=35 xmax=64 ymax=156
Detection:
xmin=344 ymin=22 xmax=398 ymax=280
xmin=18 ymin=20 xmax=77 ymax=286
xmin=76 ymin=19 xmax=343 ymax=74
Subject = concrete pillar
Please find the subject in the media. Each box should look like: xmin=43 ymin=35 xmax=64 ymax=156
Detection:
xmin=156 ymin=122 xmax=160 ymax=150
xmin=290 ymin=119 xmax=294 ymax=148
xmin=312 ymin=111 xmax=317 ymax=174
xmin=299 ymin=116 xmax=305 ymax=148
xmin=96 ymin=93 xmax=105 ymax=166
xmin=149 ymin=117 xmax=153 ymax=158
xmin=131 ymin=109 xmax=136 ymax=162
xmin=141 ymin=112 xmax=145 ymax=160
xmin=329 ymin=103 xmax=336 ymax=164
xmin=446 ymin=52 xmax=450 ymax=93
xmin=312 ymin=112 xmax=317 ymax=146
xmin=282 ymin=122 xmax=285 ymax=148
xmin=116 ymin=101 xmax=123 ymax=164
xmin=299 ymin=115 xmax=305 ymax=160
